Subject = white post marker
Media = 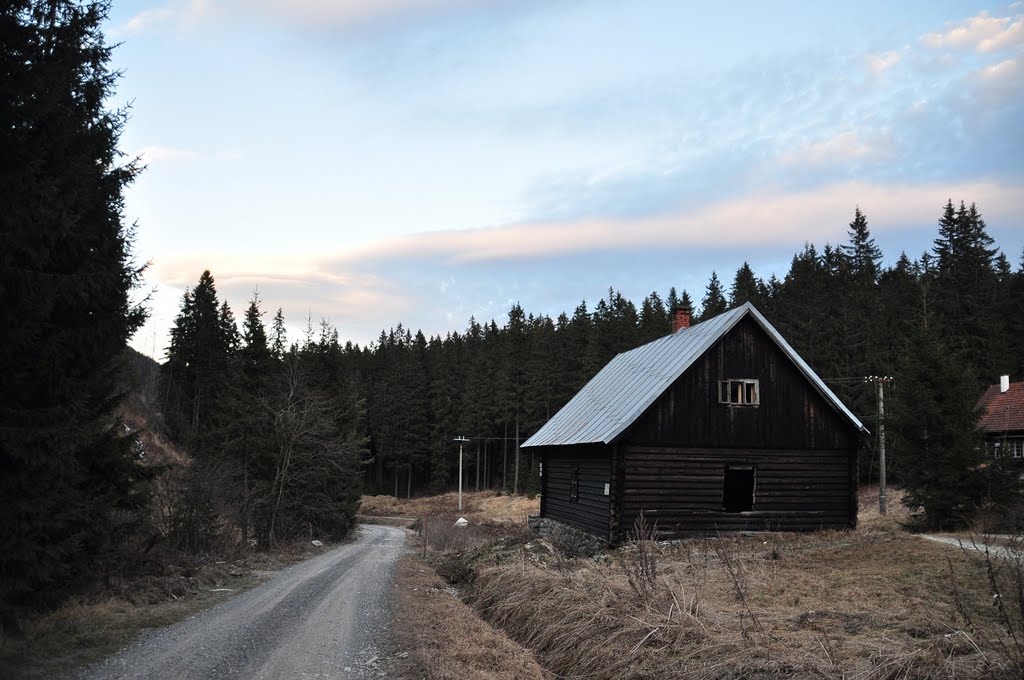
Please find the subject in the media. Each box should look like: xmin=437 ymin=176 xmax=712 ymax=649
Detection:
xmin=454 ymin=436 xmax=469 ymax=511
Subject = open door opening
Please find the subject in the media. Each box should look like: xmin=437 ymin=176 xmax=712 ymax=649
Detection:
xmin=723 ymin=467 xmax=755 ymax=512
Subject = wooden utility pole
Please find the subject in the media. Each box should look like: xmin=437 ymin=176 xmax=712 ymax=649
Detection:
xmin=865 ymin=376 xmax=894 ymax=514
xmin=878 ymin=380 xmax=887 ymax=514
xmin=514 ymin=410 xmax=521 ymax=495
xmin=454 ymin=436 xmax=469 ymax=511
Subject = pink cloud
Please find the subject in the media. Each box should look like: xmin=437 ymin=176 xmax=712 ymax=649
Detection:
xmin=330 ymin=180 xmax=1023 ymax=265
xmin=920 ymin=11 xmax=1024 ymax=52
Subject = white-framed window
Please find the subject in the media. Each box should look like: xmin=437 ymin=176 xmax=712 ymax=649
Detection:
xmin=991 ymin=440 xmax=1024 ymax=459
xmin=720 ymin=379 xmax=759 ymax=406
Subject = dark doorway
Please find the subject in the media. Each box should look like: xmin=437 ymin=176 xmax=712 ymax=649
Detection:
xmin=723 ymin=467 xmax=755 ymax=512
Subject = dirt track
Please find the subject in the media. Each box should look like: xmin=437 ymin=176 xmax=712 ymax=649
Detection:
xmin=75 ymin=525 xmax=406 ymax=679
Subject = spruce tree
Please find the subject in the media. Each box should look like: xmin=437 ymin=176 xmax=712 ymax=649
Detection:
xmin=730 ymin=262 xmax=761 ymax=307
xmin=891 ymin=309 xmax=988 ymax=529
xmin=1 ymin=0 xmax=147 ymax=621
xmin=699 ymin=271 xmax=728 ymax=321
xmin=842 ymin=207 xmax=882 ymax=284
xmin=163 ymin=270 xmax=234 ymax=455
xmin=639 ymin=291 xmax=668 ymax=342
xmin=932 ymin=201 xmax=1000 ymax=375
xmin=270 ymin=307 xmax=287 ymax=358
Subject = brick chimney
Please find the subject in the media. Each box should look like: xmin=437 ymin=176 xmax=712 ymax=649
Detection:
xmin=672 ymin=304 xmax=692 ymax=333
xmin=1001 ymin=375 xmax=1010 ymax=393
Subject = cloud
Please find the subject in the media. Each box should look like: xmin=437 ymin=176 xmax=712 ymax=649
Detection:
xmin=137 ymin=145 xmax=198 ymax=163
xmin=113 ymin=0 xmax=209 ymax=35
xmin=114 ymin=0 xmax=496 ymax=34
xmin=920 ymin=11 xmax=1024 ymax=52
xmin=247 ymin=0 xmax=493 ymax=28
xmin=865 ymin=50 xmax=901 ymax=74
xmin=779 ymin=131 xmax=890 ymax=168
xmin=979 ymin=56 xmax=1024 ymax=83
xmin=119 ymin=8 xmax=175 ymax=34
xmin=318 ymin=180 xmax=1024 ymax=265
xmin=972 ymin=56 xmax=1024 ymax=106
xmin=148 ymin=254 xmax=410 ymax=340
xmin=136 ymin=179 xmax=1024 ymax=355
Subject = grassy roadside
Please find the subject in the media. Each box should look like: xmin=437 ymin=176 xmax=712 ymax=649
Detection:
xmin=391 ymin=556 xmax=550 ymax=680
xmin=372 ymin=490 xmax=552 ymax=678
xmin=0 ymin=541 xmax=336 ymax=679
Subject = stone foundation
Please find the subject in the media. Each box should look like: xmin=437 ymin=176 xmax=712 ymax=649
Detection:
xmin=528 ymin=515 xmax=608 ymax=556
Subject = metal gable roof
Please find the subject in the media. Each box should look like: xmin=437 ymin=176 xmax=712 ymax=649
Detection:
xmin=521 ymin=302 xmax=866 ymax=448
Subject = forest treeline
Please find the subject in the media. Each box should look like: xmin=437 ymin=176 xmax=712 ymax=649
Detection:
xmin=162 ymin=201 xmax=1024 ymax=532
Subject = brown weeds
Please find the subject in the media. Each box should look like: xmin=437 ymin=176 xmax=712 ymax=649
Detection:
xmin=457 ymin=527 xmax=1010 ymax=679
xmin=392 ymin=556 xmax=550 ymax=680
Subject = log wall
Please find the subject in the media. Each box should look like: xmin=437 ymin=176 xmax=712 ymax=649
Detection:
xmin=617 ymin=445 xmax=856 ymax=537
xmin=540 ymin=445 xmax=611 ymax=539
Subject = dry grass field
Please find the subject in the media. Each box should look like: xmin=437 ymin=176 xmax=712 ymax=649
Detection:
xmin=400 ymin=486 xmax=1024 ymax=680
xmin=360 ymin=489 xmax=540 ymax=524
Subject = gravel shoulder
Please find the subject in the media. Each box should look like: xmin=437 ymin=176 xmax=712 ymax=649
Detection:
xmin=74 ymin=525 xmax=406 ymax=680
xmin=919 ymin=533 xmax=1018 ymax=560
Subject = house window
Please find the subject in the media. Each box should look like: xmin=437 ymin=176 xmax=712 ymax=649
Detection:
xmin=720 ymin=379 xmax=759 ymax=406
xmin=569 ymin=465 xmax=580 ymax=503
xmin=1012 ymin=440 xmax=1023 ymax=459
xmin=723 ymin=466 xmax=755 ymax=512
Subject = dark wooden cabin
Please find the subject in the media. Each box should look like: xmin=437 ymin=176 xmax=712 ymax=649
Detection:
xmin=522 ymin=303 xmax=866 ymax=542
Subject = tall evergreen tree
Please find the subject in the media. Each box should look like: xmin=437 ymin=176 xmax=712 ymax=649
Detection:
xmin=639 ymin=291 xmax=669 ymax=342
xmin=842 ymin=207 xmax=882 ymax=284
xmin=1 ymin=0 xmax=147 ymax=621
xmin=230 ymin=293 xmax=275 ymax=542
xmin=163 ymin=270 xmax=235 ymax=455
xmin=730 ymin=262 xmax=761 ymax=307
xmin=932 ymin=200 xmax=1000 ymax=375
xmin=891 ymin=304 xmax=988 ymax=529
xmin=699 ymin=271 xmax=728 ymax=321
xmin=270 ymin=307 xmax=287 ymax=358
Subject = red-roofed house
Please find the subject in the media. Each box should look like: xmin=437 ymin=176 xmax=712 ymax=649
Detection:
xmin=977 ymin=376 xmax=1024 ymax=460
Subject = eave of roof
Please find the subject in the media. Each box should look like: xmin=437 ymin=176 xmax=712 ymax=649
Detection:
xmin=522 ymin=302 xmax=866 ymax=448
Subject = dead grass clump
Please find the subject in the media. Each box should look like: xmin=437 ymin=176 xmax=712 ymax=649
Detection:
xmin=466 ymin=559 xmax=715 ymax=679
xmin=420 ymin=516 xmax=491 ymax=554
xmin=624 ymin=511 xmax=658 ymax=604
xmin=857 ymin=485 xmax=914 ymax=532
xmin=392 ymin=556 xmax=550 ymax=680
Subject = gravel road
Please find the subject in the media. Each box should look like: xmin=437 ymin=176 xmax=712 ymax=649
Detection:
xmin=920 ymin=533 xmax=1018 ymax=560
xmin=76 ymin=525 xmax=406 ymax=680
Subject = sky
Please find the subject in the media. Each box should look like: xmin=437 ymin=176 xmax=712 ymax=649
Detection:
xmin=106 ymin=0 xmax=1024 ymax=357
